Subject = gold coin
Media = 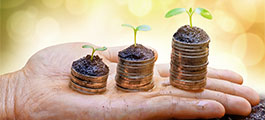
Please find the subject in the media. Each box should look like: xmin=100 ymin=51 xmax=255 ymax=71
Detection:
xmin=115 ymin=72 xmax=153 ymax=81
xmin=116 ymin=80 xmax=152 ymax=89
xmin=118 ymin=56 xmax=155 ymax=66
xmin=69 ymin=81 xmax=106 ymax=94
xmin=115 ymin=76 xmax=152 ymax=86
xmin=117 ymin=64 xmax=154 ymax=76
xmin=71 ymin=67 xmax=108 ymax=83
xmin=70 ymin=74 xmax=106 ymax=89
xmin=170 ymin=77 xmax=206 ymax=91
xmin=116 ymin=81 xmax=154 ymax=92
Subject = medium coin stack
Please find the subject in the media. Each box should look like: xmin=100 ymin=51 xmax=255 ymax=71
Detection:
xmin=69 ymin=68 xmax=108 ymax=94
xmin=115 ymin=56 xmax=156 ymax=92
xmin=170 ymin=37 xmax=210 ymax=91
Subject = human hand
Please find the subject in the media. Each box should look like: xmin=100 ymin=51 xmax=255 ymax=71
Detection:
xmin=0 ymin=42 xmax=259 ymax=120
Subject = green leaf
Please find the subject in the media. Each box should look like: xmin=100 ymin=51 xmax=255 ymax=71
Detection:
xmin=165 ymin=8 xmax=186 ymax=18
xmin=121 ymin=24 xmax=135 ymax=30
xmin=95 ymin=46 xmax=107 ymax=51
xmin=136 ymin=25 xmax=151 ymax=31
xmin=189 ymin=8 xmax=192 ymax=13
xmin=195 ymin=8 xmax=212 ymax=20
xmin=82 ymin=45 xmax=94 ymax=49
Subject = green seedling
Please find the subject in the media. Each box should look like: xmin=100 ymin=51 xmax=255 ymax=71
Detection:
xmin=122 ymin=24 xmax=151 ymax=47
xmin=82 ymin=45 xmax=107 ymax=61
xmin=165 ymin=8 xmax=212 ymax=28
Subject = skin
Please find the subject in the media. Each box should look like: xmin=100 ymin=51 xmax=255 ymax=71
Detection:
xmin=0 ymin=42 xmax=260 ymax=120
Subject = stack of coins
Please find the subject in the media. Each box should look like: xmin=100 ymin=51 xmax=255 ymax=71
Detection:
xmin=170 ymin=37 xmax=210 ymax=91
xmin=115 ymin=56 xmax=156 ymax=92
xmin=69 ymin=67 xmax=108 ymax=94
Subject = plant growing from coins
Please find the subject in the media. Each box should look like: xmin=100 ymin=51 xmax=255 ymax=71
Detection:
xmin=165 ymin=8 xmax=212 ymax=28
xmin=121 ymin=24 xmax=151 ymax=47
xmin=82 ymin=45 xmax=107 ymax=61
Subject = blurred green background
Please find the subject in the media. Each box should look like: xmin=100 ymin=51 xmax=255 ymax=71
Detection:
xmin=0 ymin=0 xmax=264 ymax=94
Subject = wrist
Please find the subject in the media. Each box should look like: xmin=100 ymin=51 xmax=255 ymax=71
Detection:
xmin=0 ymin=70 xmax=24 ymax=119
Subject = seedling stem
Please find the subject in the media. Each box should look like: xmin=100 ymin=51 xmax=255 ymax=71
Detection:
xmin=82 ymin=45 xmax=107 ymax=61
xmin=134 ymin=29 xmax=137 ymax=46
xmin=165 ymin=7 xmax=212 ymax=28
xmin=122 ymin=24 xmax=151 ymax=47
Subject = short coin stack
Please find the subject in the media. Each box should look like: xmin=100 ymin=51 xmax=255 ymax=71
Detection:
xmin=70 ymin=67 xmax=108 ymax=94
xmin=170 ymin=37 xmax=210 ymax=91
xmin=115 ymin=56 xmax=156 ymax=92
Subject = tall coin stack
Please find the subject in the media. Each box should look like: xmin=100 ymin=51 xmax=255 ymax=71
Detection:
xmin=70 ymin=68 xmax=108 ymax=94
xmin=170 ymin=25 xmax=210 ymax=91
xmin=115 ymin=56 xmax=156 ymax=92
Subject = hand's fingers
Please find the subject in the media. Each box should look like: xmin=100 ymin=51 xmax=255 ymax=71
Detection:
xmin=53 ymin=92 xmax=223 ymax=120
xmin=207 ymin=67 xmax=243 ymax=84
xmin=99 ymin=45 xmax=158 ymax=63
xmin=156 ymin=63 xmax=170 ymax=77
xmin=155 ymin=64 xmax=243 ymax=84
xmin=54 ymin=81 xmax=223 ymax=120
xmin=141 ymin=96 xmax=225 ymax=119
xmin=206 ymin=78 xmax=260 ymax=106
xmin=98 ymin=46 xmax=127 ymax=63
xmin=25 ymin=42 xmax=91 ymax=75
xmin=151 ymin=87 xmax=251 ymax=116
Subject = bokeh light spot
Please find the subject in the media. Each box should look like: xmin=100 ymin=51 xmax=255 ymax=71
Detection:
xmin=254 ymin=0 xmax=264 ymax=23
xmin=26 ymin=6 xmax=39 ymax=16
xmin=115 ymin=0 xmax=128 ymax=5
xmin=209 ymin=53 xmax=247 ymax=80
xmin=179 ymin=0 xmax=195 ymax=8
xmin=42 ymin=0 xmax=64 ymax=8
xmin=7 ymin=11 xmax=36 ymax=39
xmin=232 ymin=34 xmax=247 ymax=59
xmin=214 ymin=10 xmax=244 ymax=33
xmin=36 ymin=17 xmax=61 ymax=41
xmin=231 ymin=0 xmax=256 ymax=23
xmin=158 ymin=0 xmax=174 ymax=9
xmin=241 ymin=33 xmax=265 ymax=66
xmin=128 ymin=0 xmax=152 ymax=17
xmin=65 ymin=0 xmax=90 ymax=15
xmin=0 ymin=0 xmax=26 ymax=9
xmin=233 ymin=33 xmax=265 ymax=66
xmin=225 ymin=0 xmax=256 ymax=31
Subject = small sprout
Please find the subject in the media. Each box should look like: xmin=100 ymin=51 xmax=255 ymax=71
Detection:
xmin=165 ymin=7 xmax=212 ymax=28
xmin=122 ymin=24 xmax=151 ymax=47
xmin=82 ymin=45 xmax=107 ymax=61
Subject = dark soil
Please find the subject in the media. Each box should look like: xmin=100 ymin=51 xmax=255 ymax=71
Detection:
xmin=212 ymin=97 xmax=265 ymax=120
xmin=72 ymin=55 xmax=109 ymax=76
xmin=118 ymin=44 xmax=154 ymax=61
xmin=173 ymin=25 xmax=210 ymax=43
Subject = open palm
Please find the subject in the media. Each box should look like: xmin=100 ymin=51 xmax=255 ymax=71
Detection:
xmin=0 ymin=42 xmax=259 ymax=120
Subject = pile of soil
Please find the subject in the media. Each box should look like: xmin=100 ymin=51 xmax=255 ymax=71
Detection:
xmin=212 ymin=97 xmax=265 ymax=120
xmin=173 ymin=25 xmax=209 ymax=43
xmin=118 ymin=44 xmax=154 ymax=61
xmin=72 ymin=55 xmax=109 ymax=76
